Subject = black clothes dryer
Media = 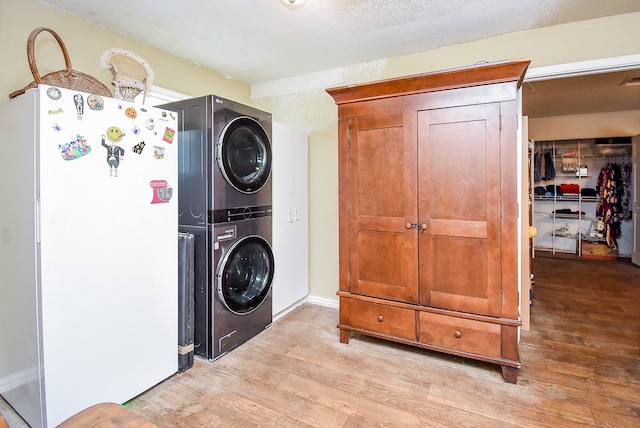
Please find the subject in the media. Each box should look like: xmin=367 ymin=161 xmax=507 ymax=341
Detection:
xmin=161 ymin=95 xmax=272 ymax=229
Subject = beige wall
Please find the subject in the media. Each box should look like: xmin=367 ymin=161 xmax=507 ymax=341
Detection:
xmin=3 ymin=0 xmax=639 ymax=305
xmin=0 ymin=0 xmax=251 ymax=106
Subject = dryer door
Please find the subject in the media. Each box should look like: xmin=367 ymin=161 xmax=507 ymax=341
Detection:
xmin=217 ymin=235 xmax=274 ymax=315
xmin=217 ymin=116 xmax=271 ymax=194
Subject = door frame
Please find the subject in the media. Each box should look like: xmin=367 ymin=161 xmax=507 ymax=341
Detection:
xmin=525 ymin=54 xmax=640 ymax=82
xmin=633 ymin=136 xmax=640 ymax=266
xmin=521 ymin=54 xmax=640 ymax=329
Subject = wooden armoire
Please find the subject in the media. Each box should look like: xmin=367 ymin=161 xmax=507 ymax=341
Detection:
xmin=326 ymin=60 xmax=530 ymax=383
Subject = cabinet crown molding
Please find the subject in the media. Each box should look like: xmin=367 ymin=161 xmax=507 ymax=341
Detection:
xmin=327 ymin=59 xmax=530 ymax=105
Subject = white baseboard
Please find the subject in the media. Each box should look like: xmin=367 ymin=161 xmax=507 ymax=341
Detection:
xmin=273 ymin=297 xmax=307 ymax=321
xmin=305 ymin=294 xmax=339 ymax=309
xmin=272 ymin=294 xmax=339 ymax=322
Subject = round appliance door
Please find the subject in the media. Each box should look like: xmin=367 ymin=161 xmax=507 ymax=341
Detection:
xmin=217 ymin=116 xmax=271 ymax=194
xmin=217 ymin=235 xmax=274 ymax=315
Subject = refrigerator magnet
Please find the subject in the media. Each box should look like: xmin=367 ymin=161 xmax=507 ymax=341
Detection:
xmin=88 ymin=95 xmax=105 ymax=111
xmin=162 ymin=127 xmax=175 ymax=144
xmin=101 ymin=135 xmax=125 ymax=177
xmin=132 ymin=141 xmax=146 ymax=154
xmin=125 ymin=107 xmax=137 ymax=119
xmin=150 ymin=179 xmax=173 ymax=204
xmin=73 ymin=94 xmax=84 ymax=120
xmin=153 ymin=145 xmax=165 ymax=159
xmin=106 ymin=126 xmax=124 ymax=142
xmin=59 ymin=135 xmax=91 ymax=160
xmin=47 ymin=87 xmax=62 ymax=100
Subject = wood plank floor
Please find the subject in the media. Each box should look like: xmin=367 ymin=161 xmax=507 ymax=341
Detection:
xmin=2 ymin=255 xmax=639 ymax=427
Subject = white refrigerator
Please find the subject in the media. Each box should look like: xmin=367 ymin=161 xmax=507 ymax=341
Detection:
xmin=0 ymin=85 xmax=178 ymax=427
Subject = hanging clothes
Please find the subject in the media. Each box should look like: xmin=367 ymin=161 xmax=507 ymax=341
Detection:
xmin=596 ymin=163 xmax=622 ymax=249
xmin=543 ymin=149 xmax=555 ymax=181
xmin=620 ymin=162 xmax=632 ymax=219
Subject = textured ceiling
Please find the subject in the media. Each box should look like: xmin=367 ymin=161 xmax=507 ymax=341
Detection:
xmin=524 ymin=68 xmax=640 ymax=118
xmin=40 ymin=0 xmax=640 ymax=85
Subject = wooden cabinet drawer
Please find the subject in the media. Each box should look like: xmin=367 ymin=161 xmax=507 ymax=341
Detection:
xmin=349 ymin=300 xmax=416 ymax=340
xmin=419 ymin=312 xmax=501 ymax=358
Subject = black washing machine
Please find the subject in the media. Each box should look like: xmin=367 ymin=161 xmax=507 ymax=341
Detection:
xmin=160 ymin=95 xmax=273 ymax=360
xmin=210 ymin=213 xmax=273 ymax=360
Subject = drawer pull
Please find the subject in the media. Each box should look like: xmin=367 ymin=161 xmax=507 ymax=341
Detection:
xmin=377 ymin=315 xmax=384 ymax=322
xmin=455 ymin=330 xmax=462 ymax=338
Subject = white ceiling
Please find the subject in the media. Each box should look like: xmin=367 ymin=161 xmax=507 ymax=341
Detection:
xmin=38 ymin=0 xmax=640 ymax=119
xmin=40 ymin=0 xmax=640 ymax=85
xmin=524 ymin=68 xmax=640 ymax=118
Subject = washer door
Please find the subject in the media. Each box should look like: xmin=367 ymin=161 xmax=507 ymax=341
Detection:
xmin=217 ymin=116 xmax=271 ymax=194
xmin=217 ymin=235 xmax=274 ymax=315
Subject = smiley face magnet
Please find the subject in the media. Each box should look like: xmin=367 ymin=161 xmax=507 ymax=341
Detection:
xmin=106 ymin=126 xmax=124 ymax=142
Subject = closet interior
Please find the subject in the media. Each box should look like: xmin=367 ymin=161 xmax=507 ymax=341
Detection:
xmin=532 ymin=137 xmax=633 ymax=260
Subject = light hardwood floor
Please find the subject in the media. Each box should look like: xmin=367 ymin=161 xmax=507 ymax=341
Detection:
xmin=2 ymin=255 xmax=639 ymax=427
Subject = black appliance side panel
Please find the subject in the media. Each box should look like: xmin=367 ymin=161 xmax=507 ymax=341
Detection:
xmin=177 ymin=231 xmax=195 ymax=372
xmin=165 ymin=96 xmax=213 ymax=227
xmin=179 ymin=224 xmax=212 ymax=359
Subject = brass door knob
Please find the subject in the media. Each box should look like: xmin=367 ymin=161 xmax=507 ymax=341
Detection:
xmin=378 ymin=315 xmax=384 ymax=322
xmin=455 ymin=330 xmax=462 ymax=338
xmin=420 ymin=223 xmax=428 ymax=231
xmin=405 ymin=222 xmax=412 ymax=229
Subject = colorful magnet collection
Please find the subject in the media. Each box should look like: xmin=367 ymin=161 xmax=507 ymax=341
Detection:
xmin=45 ymin=86 xmax=175 ymax=203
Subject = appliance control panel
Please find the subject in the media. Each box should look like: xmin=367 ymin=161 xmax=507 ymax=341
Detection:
xmin=210 ymin=205 xmax=272 ymax=223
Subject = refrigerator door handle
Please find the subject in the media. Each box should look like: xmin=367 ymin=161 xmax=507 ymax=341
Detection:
xmin=36 ymin=197 xmax=41 ymax=244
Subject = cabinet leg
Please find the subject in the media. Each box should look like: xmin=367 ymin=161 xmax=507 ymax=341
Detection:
xmin=501 ymin=365 xmax=518 ymax=384
xmin=339 ymin=329 xmax=350 ymax=344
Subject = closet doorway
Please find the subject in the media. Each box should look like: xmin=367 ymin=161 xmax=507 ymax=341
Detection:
xmin=521 ymin=55 xmax=640 ymax=328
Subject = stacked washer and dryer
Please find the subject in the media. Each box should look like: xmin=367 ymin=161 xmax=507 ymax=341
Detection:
xmin=163 ymin=95 xmax=274 ymax=360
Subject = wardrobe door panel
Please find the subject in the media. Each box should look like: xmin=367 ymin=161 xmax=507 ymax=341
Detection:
xmin=417 ymin=103 xmax=502 ymax=316
xmin=348 ymin=113 xmax=419 ymax=303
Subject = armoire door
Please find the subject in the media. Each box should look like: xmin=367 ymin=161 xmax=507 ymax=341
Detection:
xmin=417 ymin=103 xmax=503 ymax=316
xmin=346 ymin=112 xmax=419 ymax=303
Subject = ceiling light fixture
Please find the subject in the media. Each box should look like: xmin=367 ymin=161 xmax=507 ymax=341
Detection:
xmin=280 ymin=0 xmax=306 ymax=6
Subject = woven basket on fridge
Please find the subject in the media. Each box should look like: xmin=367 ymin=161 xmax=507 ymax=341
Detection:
xmin=9 ymin=27 xmax=112 ymax=99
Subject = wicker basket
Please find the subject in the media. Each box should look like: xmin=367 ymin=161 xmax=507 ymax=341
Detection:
xmin=101 ymin=48 xmax=154 ymax=103
xmin=9 ymin=27 xmax=112 ymax=99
